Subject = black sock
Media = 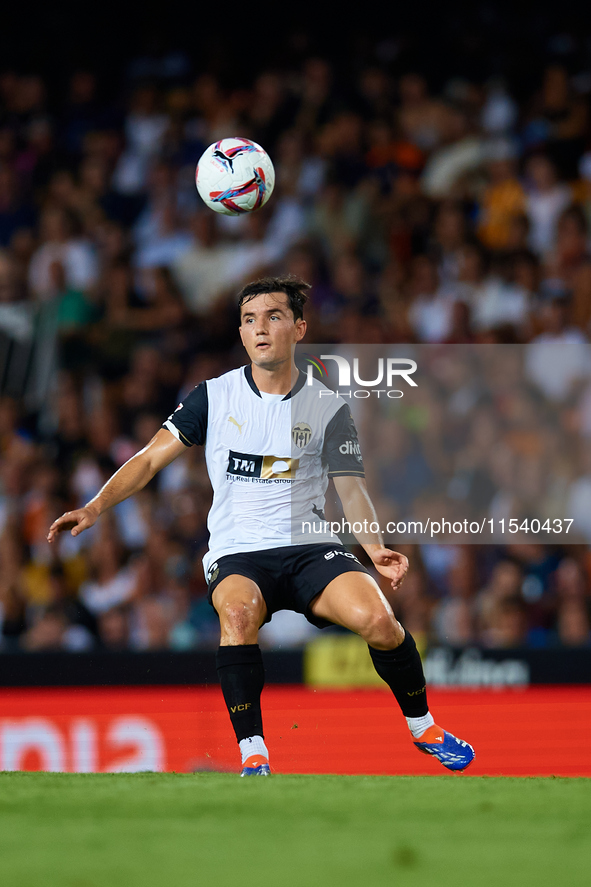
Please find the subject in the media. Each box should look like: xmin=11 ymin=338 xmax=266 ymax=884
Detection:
xmin=215 ymin=644 xmax=265 ymax=742
xmin=368 ymin=630 xmax=429 ymax=718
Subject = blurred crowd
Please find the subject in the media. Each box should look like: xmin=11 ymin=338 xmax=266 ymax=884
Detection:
xmin=390 ymin=543 xmax=591 ymax=651
xmin=1 ymin=29 xmax=591 ymax=652
xmin=355 ymin=343 xmax=591 ymax=540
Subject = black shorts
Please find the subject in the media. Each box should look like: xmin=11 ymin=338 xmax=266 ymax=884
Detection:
xmin=206 ymin=543 xmax=370 ymax=629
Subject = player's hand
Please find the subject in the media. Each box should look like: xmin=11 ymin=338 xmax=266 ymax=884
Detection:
xmin=367 ymin=547 xmax=409 ymax=590
xmin=47 ymin=505 xmax=99 ymax=543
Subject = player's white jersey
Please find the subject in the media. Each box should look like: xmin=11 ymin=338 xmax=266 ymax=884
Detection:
xmin=163 ymin=365 xmax=364 ymax=576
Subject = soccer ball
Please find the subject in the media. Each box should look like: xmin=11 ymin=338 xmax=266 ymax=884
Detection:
xmin=195 ymin=138 xmax=275 ymax=216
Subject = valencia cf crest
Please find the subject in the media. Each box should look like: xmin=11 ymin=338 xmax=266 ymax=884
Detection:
xmin=292 ymin=422 xmax=312 ymax=448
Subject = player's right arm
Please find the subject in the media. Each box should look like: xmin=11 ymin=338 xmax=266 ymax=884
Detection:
xmin=47 ymin=429 xmax=186 ymax=542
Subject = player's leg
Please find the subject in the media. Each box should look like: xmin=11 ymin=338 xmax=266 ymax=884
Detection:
xmin=212 ymin=576 xmax=270 ymax=775
xmin=214 ymin=574 xmax=267 ymax=646
xmin=310 ymin=572 xmax=475 ymax=771
xmin=309 ymin=571 xmax=429 ymax=717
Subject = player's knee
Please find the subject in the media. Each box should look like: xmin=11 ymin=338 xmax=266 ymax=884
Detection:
xmin=356 ymin=606 xmax=401 ymax=649
xmin=214 ymin=592 xmax=265 ymax=637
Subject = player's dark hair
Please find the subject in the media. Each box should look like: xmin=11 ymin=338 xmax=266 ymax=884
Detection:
xmin=237 ymin=275 xmax=311 ymax=322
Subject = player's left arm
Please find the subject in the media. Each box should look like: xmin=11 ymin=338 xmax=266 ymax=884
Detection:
xmin=332 ymin=474 xmax=409 ymax=591
xmin=323 ymin=402 xmax=408 ymax=590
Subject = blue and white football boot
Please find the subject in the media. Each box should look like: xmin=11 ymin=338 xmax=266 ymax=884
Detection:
xmin=413 ymin=725 xmax=475 ymax=772
xmin=240 ymin=756 xmax=271 ymax=776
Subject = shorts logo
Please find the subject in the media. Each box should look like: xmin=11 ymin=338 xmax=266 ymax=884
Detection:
xmin=324 ymin=550 xmax=360 ymax=562
xmin=292 ymin=422 xmax=312 ymax=448
xmin=207 ymin=562 xmax=219 ymax=584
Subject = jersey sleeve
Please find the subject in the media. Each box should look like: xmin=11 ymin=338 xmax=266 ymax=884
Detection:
xmin=322 ymin=403 xmax=365 ymax=477
xmin=163 ymin=381 xmax=208 ymax=446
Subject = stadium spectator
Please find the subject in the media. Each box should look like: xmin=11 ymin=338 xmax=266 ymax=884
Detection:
xmin=28 ymin=207 xmax=99 ymax=300
xmin=97 ymin=605 xmax=131 ymax=650
xmin=407 ymin=254 xmax=457 ymax=342
xmin=0 ymin=165 xmax=36 ymax=247
xmin=477 ymin=146 xmax=525 ymax=251
xmin=529 ymin=66 xmax=588 ymax=180
xmin=525 ymin=298 xmax=591 ymax=400
xmin=78 ymin=523 xmax=138 ymax=615
xmin=524 ymin=154 xmax=572 ymax=258
xmin=0 ymin=249 xmax=32 ymax=340
xmin=397 ymin=74 xmax=449 ymax=152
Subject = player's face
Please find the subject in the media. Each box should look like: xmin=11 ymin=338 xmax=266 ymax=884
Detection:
xmin=239 ymin=292 xmax=306 ymax=369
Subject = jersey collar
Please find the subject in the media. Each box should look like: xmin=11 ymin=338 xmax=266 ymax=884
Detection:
xmin=244 ymin=365 xmax=306 ymax=400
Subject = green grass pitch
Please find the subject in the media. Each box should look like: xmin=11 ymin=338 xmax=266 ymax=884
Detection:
xmin=1 ymin=772 xmax=589 ymax=887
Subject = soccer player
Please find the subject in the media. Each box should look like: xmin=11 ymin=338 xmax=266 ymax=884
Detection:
xmin=48 ymin=276 xmax=474 ymax=775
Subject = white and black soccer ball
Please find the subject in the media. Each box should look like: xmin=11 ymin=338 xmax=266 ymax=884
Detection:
xmin=195 ymin=138 xmax=275 ymax=216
